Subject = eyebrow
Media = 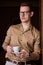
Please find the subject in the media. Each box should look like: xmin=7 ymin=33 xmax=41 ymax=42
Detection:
xmin=20 ymin=11 xmax=30 ymax=13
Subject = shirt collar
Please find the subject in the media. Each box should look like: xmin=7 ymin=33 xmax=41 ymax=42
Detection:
xmin=20 ymin=23 xmax=33 ymax=33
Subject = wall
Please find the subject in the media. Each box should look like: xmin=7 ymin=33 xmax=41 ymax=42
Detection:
xmin=41 ymin=0 xmax=43 ymax=65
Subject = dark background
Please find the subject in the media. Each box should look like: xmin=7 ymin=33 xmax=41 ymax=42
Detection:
xmin=0 ymin=0 xmax=41 ymax=65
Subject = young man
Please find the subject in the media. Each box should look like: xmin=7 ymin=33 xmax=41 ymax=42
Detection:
xmin=2 ymin=2 xmax=40 ymax=65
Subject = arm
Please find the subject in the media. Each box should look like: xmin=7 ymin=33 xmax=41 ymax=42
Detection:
xmin=2 ymin=26 xmax=12 ymax=51
xmin=29 ymin=32 xmax=41 ymax=61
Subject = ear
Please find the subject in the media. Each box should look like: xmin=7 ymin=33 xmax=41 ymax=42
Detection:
xmin=30 ymin=11 xmax=34 ymax=17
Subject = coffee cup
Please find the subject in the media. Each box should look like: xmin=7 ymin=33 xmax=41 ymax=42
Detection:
xmin=13 ymin=46 xmax=21 ymax=53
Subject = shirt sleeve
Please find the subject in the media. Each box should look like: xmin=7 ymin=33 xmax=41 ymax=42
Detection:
xmin=2 ymin=26 xmax=12 ymax=50
xmin=29 ymin=31 xmax=41 ymax=61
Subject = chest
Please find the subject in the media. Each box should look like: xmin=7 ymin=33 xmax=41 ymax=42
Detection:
xmin=19 ymin=31 xmax=35 ymax=45
xmin=12 ymin=30 xmax=34 ymax=43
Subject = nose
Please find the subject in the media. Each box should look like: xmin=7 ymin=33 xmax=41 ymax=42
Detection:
xmin=22 ymin=12 xmax=25 ymax=16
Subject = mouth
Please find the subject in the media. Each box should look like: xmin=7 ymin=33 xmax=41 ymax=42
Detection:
xmin=21 ymin=17 xmax=25 ymax=19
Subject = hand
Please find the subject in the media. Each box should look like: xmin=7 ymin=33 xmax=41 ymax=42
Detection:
xmin=15 ymin=49 xmax=29 ymax=58
xmin=20 ymin=49 xmax=29 ymax=58
xmin=7 ymin=46 xmax=13 ymax=53
xmin=14 ymin=52 xmax=22 ymax=57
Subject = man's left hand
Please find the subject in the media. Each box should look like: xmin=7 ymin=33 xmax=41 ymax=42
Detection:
xmin=15 ymin=49 xmax=29 ymax=58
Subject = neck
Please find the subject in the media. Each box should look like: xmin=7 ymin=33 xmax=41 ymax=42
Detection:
xmin=22 ymin=21 xmax=31 ymax=31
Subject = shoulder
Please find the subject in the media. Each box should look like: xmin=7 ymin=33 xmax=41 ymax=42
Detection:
xmin=32 ymin=26 xmax=40 ymax=38
xmin=8 ymin=24 xmax=21 ymax=30
xmin=7 ymin=23 xmax=21 ymax=32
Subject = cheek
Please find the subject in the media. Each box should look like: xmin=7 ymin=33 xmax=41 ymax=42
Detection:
xmin=20 ymin=15 xmax=22 ymax=20
xmin=25 ymin=16 xmax=31 ymax=21
xmin=20 ymin=14 xmax=22 ymax=18
xmin=19 ymin=15 xmax=21 ymax=19
xmin=28 ymin=14 xmax=31 ymax=18
xmin=19 ymin=15 xmax=23 ymax=21
xmin=25 ymin=15 xmax=30 ymax=19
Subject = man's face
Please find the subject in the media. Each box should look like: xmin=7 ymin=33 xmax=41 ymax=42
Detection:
xmin=19 ymin=6 xmax=32 ymax=23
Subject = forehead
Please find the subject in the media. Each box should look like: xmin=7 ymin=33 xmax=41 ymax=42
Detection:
xmin=20 ymin=6 xmax=30 ymax=11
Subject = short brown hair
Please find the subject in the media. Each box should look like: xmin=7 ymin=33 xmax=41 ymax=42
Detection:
xmin=20 ymin=2 xmax=32 ymax=12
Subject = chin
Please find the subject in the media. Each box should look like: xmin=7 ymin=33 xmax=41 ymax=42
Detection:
xmin=21 ymin=20 xmax=26 ymax=23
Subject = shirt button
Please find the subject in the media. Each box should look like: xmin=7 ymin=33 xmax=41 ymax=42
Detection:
xmin=21 ymin=40 xmax=22 ymax=41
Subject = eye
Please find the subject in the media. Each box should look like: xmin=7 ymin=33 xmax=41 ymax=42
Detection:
xmin=20 ymin=11 xmax=30 ymax=14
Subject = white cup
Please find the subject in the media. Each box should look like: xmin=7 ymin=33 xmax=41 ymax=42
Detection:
xmin=13 ymin=46 xmax=21 ymax=53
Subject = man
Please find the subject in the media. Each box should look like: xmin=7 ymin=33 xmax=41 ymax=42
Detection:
xmin=2 ymin=2 xmax=40 ymax=65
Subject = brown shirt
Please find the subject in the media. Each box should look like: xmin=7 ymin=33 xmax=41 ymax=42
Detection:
xmin=2 ymin=23 xmax=40 ymax=61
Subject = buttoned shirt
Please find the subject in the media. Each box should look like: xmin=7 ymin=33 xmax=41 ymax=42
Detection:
xmin=2 ymin=23 xmax=40 ymax=62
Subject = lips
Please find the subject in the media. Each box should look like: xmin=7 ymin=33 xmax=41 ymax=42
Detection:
xmin=21 ymin=17 xmax=25 ymax=19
